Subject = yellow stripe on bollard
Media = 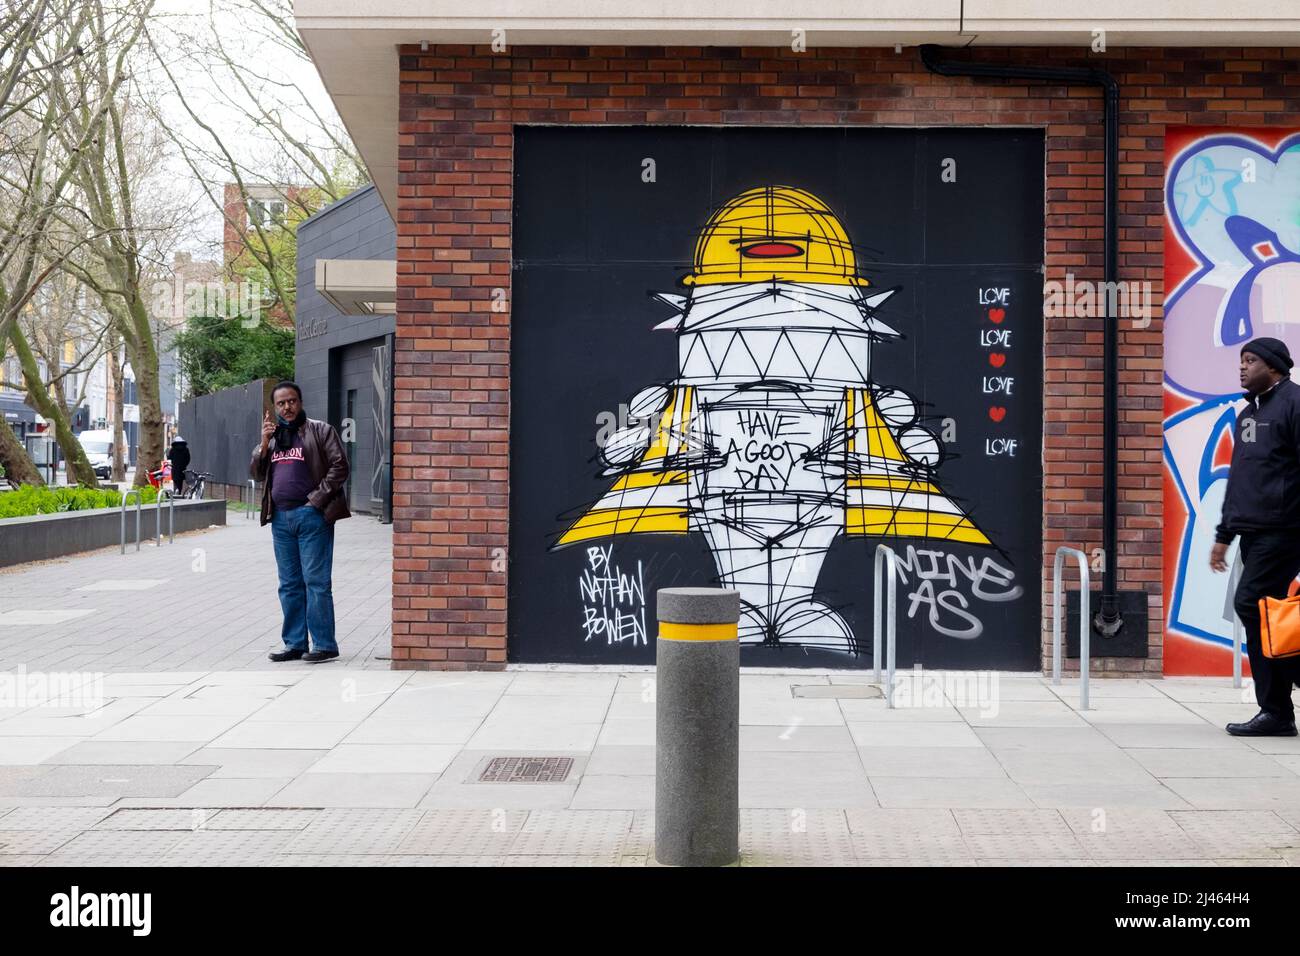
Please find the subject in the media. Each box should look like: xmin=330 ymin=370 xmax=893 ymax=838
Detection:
xmin=658 ymin=622 xmax=738 ymax=642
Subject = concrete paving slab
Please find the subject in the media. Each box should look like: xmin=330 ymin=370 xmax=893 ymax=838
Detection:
xmin=569 ymin=774 xmax=654 ymax=810
xmin=869 ymin=776 xmax=1032 ymax=809
xmin=848 ymin=721 xmax=983 ymax=748
xmin=1022 ymin=782 xmax=1191 ymax=810
xmin=594 ymin=718 xmax=654 ymax=746
xmin=1162 ymin=776 xmax=1300 ymax=811
xmin=858 ymin=746 xmax=1009 ymax=778
xmin=992 ymin=749 xmax=1156 ymax=786
xmin=177 ymin=748 xmax=326 ymax=778
xmin=508 ymin=810 xmax=633 ymax=856
xmin=1095 ymin=722 xmax=1250 ymax=749
xmin=43 ymin=741 xmax=205 ymax=765
xmin=4 ymin=764 xmax=218 ymax=799
xmin=266 ymin=773 xmax=438 ymax=809
xmin=92 ymin=714 xmax=246 ymax=742
xmin=740 ymin=751 xmax=873 ymax=809
xmin=173 ymin=777 xmax=294 ymax=806
xmin=974 ymin=726 xmax=1121 ymax=752
xmin=208 ymin=720 xmax=358 ymax=750
xmin=341 ymin=718 xmax=483 ymax=746
xmin=393 ymin=808 xmax=527 ymax=855
xmin=958 ymin=701 xmax=1089 ymax=728
xmin=740 ymin=724 xmax=857 ymax=751
xmin=585 ymin=745 xmax=654 ymax=776
xmin=305 ymin=744 xmax=460 ymax=775
xmin=1170 ymin=810 xmax=1300 ymax=857
xmin=1127 ymin=747 xmax=1290 ymax=778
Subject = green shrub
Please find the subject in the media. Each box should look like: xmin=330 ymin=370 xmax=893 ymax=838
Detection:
xmin=0 ymin=484 xmax=160 ymax=519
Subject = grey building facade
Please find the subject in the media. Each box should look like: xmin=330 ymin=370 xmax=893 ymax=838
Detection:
xmin=294 ymin=184 xmax=396 ymax=517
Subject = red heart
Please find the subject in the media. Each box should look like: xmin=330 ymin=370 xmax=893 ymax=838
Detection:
xmin=988 ymin=308 xmax=1006 ymax=324
xmin=988 ymin=352 xmax=1007 ymax=368
xmin=988 ymin=406 xmax=1007 ymax=423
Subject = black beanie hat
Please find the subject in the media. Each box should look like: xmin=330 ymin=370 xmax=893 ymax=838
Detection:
xmin=1241 ymin=337 xmax=1294 ymax=373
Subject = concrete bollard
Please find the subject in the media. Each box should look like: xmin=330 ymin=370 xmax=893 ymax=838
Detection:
xmin=655 ymin=587 xmax=740 ymax=867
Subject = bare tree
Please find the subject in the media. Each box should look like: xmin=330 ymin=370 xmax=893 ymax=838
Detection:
xmin=146 ymin=0 xmax=367 ymax=325
xmin=0 ymin=0 xmax=95 ymax=484
xmin=45 ymin=0 xmax=167 ymax=487
xmin=13 ymin=267 xmax=109 ymax=485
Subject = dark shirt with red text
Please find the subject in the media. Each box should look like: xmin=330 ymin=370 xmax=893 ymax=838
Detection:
xmin=270 ymin=432 xmax=314 ymax=510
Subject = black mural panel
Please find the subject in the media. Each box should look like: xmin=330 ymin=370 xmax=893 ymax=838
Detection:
xmin=509 ymin=126 xmax=1044 ymax=669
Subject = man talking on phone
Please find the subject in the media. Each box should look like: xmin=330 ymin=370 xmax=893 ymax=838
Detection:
xmin=251 ymin=381 xmax=351 ymax=662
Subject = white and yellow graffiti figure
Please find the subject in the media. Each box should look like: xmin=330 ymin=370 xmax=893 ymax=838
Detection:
xmin=556 ymin=186 xmax=990 ymax=651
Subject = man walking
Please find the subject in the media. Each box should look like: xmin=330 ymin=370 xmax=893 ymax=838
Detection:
xmin=1210 ymin=337 xmax=1300 ymax=735
xmin=251 ymin=381 xmax=351 ymax=663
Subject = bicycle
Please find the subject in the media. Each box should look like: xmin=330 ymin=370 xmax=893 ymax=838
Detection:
xmin=181 ymin=470 xmax=212 ymax=500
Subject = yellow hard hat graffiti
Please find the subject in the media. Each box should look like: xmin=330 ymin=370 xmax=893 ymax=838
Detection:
xmin=683 ymin=185 xmax=870 ymax=288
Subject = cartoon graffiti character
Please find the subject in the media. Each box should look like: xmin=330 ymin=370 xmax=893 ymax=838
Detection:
xmin=554 ymin=186 xmax=991 ymax=652
xmin=1164 ymin=135 xmax=1300 ymax=660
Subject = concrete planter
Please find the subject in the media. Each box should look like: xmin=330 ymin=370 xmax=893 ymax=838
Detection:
xmin=0 ymin=500 xmax=228 ymax=568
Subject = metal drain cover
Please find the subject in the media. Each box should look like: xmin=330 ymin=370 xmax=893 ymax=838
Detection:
xmin=478 ymin=756 xmax=574 ymax=783
xmin=791 ymin=684 xmax=884 ymax=699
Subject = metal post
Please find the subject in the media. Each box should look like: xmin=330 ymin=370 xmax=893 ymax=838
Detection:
xmin=120 ymin=489 xmax=142 ymax=554
xmin=156 ymin=490 xmax=174 ymax=546
xmin=1052 ymin=547 xmax=1092 ymax=710
xmin=248 ymin=479 xmax=255 ymax=519
xmin=1230 ymin=556 xmax=1243 ymax=690
xmin=873 ymin=544 xmax=899 ymax=707
xmin=655 ymin=587 xmax=739 ymax=867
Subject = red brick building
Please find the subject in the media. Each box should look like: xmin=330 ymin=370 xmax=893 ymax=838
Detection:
xmin=297 ymin=6 xmax=1300 ymax=676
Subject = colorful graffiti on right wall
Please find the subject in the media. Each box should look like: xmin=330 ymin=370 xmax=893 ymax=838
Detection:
xmin=1164 ymin=126 xmax=1300 ymax=675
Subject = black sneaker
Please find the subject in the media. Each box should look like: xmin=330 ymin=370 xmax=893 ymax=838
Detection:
xmin=268 ymin=647 xmax=307 ymax=662
xmin=302 ymin=650 xmax=340 ymax=664
xmin=1226 ymin=711 xmax=1298 ymax=737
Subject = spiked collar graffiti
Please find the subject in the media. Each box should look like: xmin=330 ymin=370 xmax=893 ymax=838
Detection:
xmin=554 ymin=185 xmax=999 ymax=652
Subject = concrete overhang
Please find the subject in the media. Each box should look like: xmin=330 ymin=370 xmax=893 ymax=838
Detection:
xmin=295 ymin=0 xmax=1300 ymax=214
xmin=315 ymin=258 xmax=397 ymax=315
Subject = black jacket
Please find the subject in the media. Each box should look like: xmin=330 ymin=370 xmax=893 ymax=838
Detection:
xmin=1216 ymin=377 xmax=1300 ymax=544
xmin=168 ymin=443 xmax=191 ymax=474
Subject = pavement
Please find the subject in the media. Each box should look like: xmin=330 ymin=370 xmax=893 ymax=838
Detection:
xmin=2 ymin=517 xmax=1300 ymax=866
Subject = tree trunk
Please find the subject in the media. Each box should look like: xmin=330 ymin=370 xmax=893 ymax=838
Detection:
xmin=124 ymin=297 xmax=162 ymax=489
xmin=0 ymin=419 xmax=43 ymax=486
xmin=8 ymin=326 xmax=99 ymax=487
xmin=109 ymin=337 xmax=125 ymax=482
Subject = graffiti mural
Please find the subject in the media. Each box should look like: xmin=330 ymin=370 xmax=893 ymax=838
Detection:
xmin=555 ymin=186 xmax=1000 ymax=651
xmin=509 ymin=126 xmax=1044 ymax=668
xmin=1163 ymin=127 xmax=1300 ymax=675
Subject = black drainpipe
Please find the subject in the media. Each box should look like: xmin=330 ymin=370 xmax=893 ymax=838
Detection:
xmin=919 ymin=44 xmax=1124 ymax=637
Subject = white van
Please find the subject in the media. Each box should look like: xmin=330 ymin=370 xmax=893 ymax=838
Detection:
xmin=76 ymin=430 xmax=118 ymax=480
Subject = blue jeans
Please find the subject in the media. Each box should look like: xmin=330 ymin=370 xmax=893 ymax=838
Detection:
xmin=271 ymin=504 xmax=337 ymax=652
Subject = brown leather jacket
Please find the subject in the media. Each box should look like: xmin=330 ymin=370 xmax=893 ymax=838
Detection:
xmin=250 ymin=418 xmax=352 ymax=526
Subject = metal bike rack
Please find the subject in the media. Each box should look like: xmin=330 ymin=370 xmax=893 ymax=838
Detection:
xmin=1230 ymin=555 xmax=1243 ymax=690
xmin=1051 ymin=546 xmax=1091 ymax=711
xmin=119 ymin=489 xmax=142 ymax=554
xmin=873 ymin=543 xmax=900 ymax=708
xmin=247 ymin=479 xmax=256 ymax=519
xmin=156 ymin=490 xmax=175 ymax=546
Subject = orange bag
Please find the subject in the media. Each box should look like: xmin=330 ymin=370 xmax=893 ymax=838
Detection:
xmin=1258 ymin=593 xmax=1300 ymax=659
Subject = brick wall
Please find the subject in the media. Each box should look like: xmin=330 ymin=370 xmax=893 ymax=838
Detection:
xmin=392 ymin=44 xmax=1300 ymax=672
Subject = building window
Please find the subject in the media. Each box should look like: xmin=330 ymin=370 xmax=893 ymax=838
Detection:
xmin=247 ymin=198 xmax=286 ymax=227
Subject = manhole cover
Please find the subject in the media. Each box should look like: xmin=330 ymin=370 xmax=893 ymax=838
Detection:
xmin=478 ymin=756 xmax=574 ymax=783
xmin=790 ymin=684 xmax=884 ymax=699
